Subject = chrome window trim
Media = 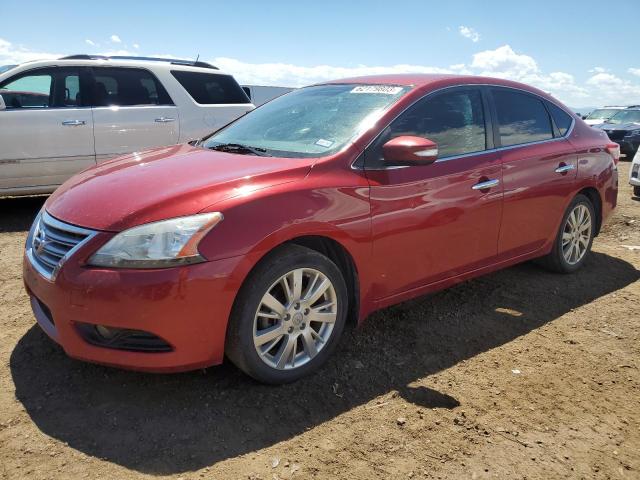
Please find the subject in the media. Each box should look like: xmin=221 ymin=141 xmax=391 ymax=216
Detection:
xmin=26 ymin=210 xmax=98 ymax=282
xmin=354 ymin=83 xmax=576 ymax=171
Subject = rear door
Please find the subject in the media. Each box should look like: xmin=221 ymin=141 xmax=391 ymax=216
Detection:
xmin=89 ymin=67 xmax=179 ymax=162
xmin=365 ymin=87 xmax=503 ymax=300
xmin=0 ymin=67 xmax=95 ymax=191
xmin=490 ymin=87 xmax=578 ymax=260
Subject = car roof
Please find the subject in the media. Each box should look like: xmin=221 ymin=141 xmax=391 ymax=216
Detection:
xmin=1 ymin=56 xmax=234 ymax=76
xmin=317 ymin=73 xmax=556 ymax=99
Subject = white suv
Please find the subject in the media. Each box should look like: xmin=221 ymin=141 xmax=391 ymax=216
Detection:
xmin=0 ymin=55 xmax=255 ymax=196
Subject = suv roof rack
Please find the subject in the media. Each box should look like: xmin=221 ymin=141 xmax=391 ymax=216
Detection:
xmin=59 ymin=54 xmax=218 ymax=70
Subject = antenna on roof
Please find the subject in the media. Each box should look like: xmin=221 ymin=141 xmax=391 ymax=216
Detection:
xmin=195 ymin=54 xmax=200 ymax=66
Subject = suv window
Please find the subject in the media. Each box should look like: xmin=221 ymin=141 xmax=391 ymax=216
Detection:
xmin=545 ymin=101 xmax=573 ymax=136
xmin=366 ymin=88 xmax=487 ymax=168
xmin=0 ymin=72 xmax=53 ymax=108
xmin=492 ymin=88 xmax=553 ymax=147
xmin=171 ymin=70 xmax=251 ymax=104
xmin=90 ymin=67 xmax=173 ymax=107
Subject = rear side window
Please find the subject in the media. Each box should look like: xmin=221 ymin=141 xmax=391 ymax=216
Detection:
xmin=545 ymin=101 xmax=573 ymax=136
xmin=492 ymin=89 xmax=553 ymax=147
xmin=90 ymin=67 xmax=173 ymax=107
xmin=171 ymin=70 xmax=251 ymax=104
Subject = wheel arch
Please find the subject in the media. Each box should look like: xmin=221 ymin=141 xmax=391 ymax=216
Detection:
xmin=577 ymin=186 xmax=603 ymax=236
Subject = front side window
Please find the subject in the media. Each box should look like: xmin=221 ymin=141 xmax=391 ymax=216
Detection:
xmin=366 ymin=88 xmax=487 ymax=168
xmin=0 ymin=72 xmax=52 ymax=108
xmin=90 ymin=67 xmax=173 ymax=107
xmin=171 ymin=70 xmax=251 ymax=104
xmin=492 ymin=89 xmax=553 ymax=147
xmin=203 ymin=84 xmax=410 ymax=158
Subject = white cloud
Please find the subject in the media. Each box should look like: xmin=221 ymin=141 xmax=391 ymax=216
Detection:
xmin=586 ymin=72 xmax=640 ymax=104
xmin=589 ymin=66 xmax=608 ymax=74
xmin=459 ymin=25 xmax=480 ymax=43
xmin=85 ymin=39 xmax=96 ymax=46
xmin=2 ymin=37 xmax=640 ymax=107
xmin=133 ymin=43 xmax=140 ymax=49
xmin=0 ymin=37 xmax=60 ymax=64
xmin=110 ymin=35 xmax=121 ymax=43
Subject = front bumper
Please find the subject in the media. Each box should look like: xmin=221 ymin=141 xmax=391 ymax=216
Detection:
xmin=612 ymin=139 xmax=639 ymax=158
xmin=23 ymin=240 xmax=242 ymax=373
xmin=630 ymin=162 xmax=640 ymax=187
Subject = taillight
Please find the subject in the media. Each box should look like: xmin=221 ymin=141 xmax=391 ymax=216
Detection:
xmin=606 ymin=142 xmax=620 ymax=165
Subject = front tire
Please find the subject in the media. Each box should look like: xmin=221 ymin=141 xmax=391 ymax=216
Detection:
xmin=634 ymin=185 xmax=640 ymax=198
xmin=539 ymin=194 xmax=596 ymax=273
xmin=226 ymin=244 xmax=348 ymax=384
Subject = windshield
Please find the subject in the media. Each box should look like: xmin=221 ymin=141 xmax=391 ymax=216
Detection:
xmin=203 ymin=84 xmax=410 ymax=158
xmin=586 ymin=108 xmax=621 ymax=120
xmin=607 ymin=110 xmax=640 ymax=125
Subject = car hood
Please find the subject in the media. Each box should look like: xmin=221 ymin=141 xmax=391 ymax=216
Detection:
xmin=599 ymin=122 xmax=640 ymax=131
xmin=46 ymin=144 xmax=314 ymax=231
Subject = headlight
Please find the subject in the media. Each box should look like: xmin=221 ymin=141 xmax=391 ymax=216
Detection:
xmin=88 ymin=212 xmax=223 ymax=268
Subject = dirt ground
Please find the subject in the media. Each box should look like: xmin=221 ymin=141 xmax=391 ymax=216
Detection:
xmin=0 ymin=163 xmax=638 ymax=480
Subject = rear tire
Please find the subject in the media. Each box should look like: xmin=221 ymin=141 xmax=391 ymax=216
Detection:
xmin=538 ymin=194 xmax=595 ymax=273
xmin=634 ymin=186 xmax=640 ymax=198
xmin=225 ymin=244 xmax=348 ymax=384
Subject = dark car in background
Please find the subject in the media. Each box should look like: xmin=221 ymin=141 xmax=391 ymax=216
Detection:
xmin=597 ymin=108 xmax=640 ymax=158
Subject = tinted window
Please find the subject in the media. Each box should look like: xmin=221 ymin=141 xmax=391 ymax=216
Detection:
xmin=171 ymin=70 xmax=251 ymax=104
xmin=367 ymin=88 xmax=486 ymax=168
xmin=90 ymin=67 xmax=173 ymax=107
xmin=546 ymin=101 xmax=573 ymax=136
xmin=63 ymin=74 xmax=81 ymax=107
xmin=0 ymin=72 xmax=52 ymax=108
xmin=492 ymin=89 xmax=553 ymax=146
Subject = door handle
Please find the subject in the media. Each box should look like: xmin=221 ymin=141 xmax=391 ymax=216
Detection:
xmin=61 ymin=120 xmax=86 ymax=126
xmin=472 ymin=179 xmax=500 ymax=190
xmin=555 ymin=164 xmax=575 ymax=174
xmin=154 ymin=117 xmax=175 ymax=123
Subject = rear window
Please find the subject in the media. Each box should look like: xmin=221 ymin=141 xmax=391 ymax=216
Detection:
xmin=545 ymin=101 xmax=573 ymax=136
xmin=171 ymin=70 xmax=251 ymax=104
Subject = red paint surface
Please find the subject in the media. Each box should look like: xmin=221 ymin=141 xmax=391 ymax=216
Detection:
xmin=25 ymin=74 xmax=618 ymax=372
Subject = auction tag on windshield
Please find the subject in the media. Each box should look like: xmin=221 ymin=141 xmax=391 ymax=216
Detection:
xmin=315 ymin=139 xmax=334 ymax=148
xmin=350 ymin=85 xmax=403 ymax=95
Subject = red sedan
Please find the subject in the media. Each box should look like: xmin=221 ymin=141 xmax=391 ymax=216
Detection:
xmin=23 ymin=74 xmax=618 ymax=383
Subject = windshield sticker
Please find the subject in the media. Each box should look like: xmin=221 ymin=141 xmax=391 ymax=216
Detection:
xmin=350 ymin=85 xmax=403 ymax=95
xmin=315 ymin=139 xmax=334 ymax=148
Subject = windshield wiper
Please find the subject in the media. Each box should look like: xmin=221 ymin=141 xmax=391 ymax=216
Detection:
xmin=208 ymin=143 xmax=272 ymax=157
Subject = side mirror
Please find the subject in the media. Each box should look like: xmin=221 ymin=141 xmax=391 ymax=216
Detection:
xmin=0 ymin=94 xmax=5 ymax=110
xmin=382 ymin=136 xmax=438 ymax=165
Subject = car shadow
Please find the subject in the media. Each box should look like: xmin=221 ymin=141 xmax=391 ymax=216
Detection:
xmin=0 ymin=196 xmax=45 ymax=233
xmin=10 ymin=250 xmax=639 ymax=474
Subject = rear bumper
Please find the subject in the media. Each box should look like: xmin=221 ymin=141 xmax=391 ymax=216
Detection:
xmin=23 ymin=249 xmax=242 ymax=373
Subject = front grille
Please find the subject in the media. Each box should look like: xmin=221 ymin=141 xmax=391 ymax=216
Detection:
xmin=604 ymin=129 xmax=626 ymax=141
xmin=27 ymin=211 xmax=96 ymax=281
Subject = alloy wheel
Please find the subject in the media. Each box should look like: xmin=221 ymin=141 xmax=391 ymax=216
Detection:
xmin=253 ymin=268 xmax=338 ymax=370
xmin=562 ymin=204 xmax=592 ymax=265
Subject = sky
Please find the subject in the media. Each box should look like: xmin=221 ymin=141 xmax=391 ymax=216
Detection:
xmin=1 ymin=0 xmax=639 ymax=109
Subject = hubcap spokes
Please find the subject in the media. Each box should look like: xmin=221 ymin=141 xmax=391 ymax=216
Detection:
xmin=562 ymin=204 xmax=592 ymax=265
xmin=253 ymin=268 xmax=337 ymax=370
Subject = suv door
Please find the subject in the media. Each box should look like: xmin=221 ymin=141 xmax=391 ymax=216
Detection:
xmin=88 ymin=67 xmax=179 ymax=162
xmin=365 ymin=87 xmax=503 ymax=300
xmin=0 ymin=67 xmax=95 ymax=192
xmin=489 ymin=87 xmax=578 ymax=260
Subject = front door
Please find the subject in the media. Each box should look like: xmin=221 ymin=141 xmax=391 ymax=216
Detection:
xmin=0 ymin=67 xmax=95 ymax=192
xmin=88 ymin=67 xmax=179 ymax=162
xmin=365 ymin=87 xmax=503 ymax=300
